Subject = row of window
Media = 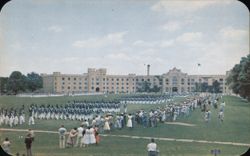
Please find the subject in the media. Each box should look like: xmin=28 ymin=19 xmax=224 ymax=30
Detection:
xmin=59 ymin=77 xmax=160 ymax=82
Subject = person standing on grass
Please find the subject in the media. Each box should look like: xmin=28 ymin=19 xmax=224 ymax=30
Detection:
xmin=25 ymin=133 xmax=33 ymax=156
xmin=2 ymin=137 xmax=11 ymax=154
xmin=58 ymin=125 xmax=67 ymax=148
xmin=147 ymin=138 xmax=158 ymax=156
xmin=66 ymin=127 xmax=77 ymax=147
xmin=75 ymin=125 xmax=84 ymax=147
xmin=27 ymin=129 xmax=35 ymax=142
xmin=218 ymin=110 xmax=224 ymax=123
xmin=126 ymin=113 xmax=133 ymax=129
xmin=220 ymin=101 xmax=226 ymax=112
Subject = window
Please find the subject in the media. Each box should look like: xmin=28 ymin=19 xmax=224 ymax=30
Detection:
xmin=68 ymin=86 xmax=70 ymax=89
xmin=142 ymin=79 xmax=144 ymax=81
xmin=121 ymin=78 xmax=124 ymax=81
xmin=96 ymin=82 xmax=99 ymax=85
xmin=103 ymin=78 xmax=105 ymax=81
xmin=126 ymin=78 xmax=129 ymax=81
xmin=68 ymin=77 xmax=70 ymax=80
xmin=62 ymin=82 xmax=65 ymax=85
xmin=62 ymin=77 xmax=65 ymax=80
xmin=181 ymin=78 xmax=185 ymax=85
xmin=147 ymin=79 xmax=150 ymax=81
xmin=79 ymin=82 xmax=82 ymax=85
xmin=74 ymin=78 xmax=76 ymax=81
xmin=74 ymin=86 xmax=76 ymax=89
xmin=62 ymin=86 xmax=64 ymax=89
xmin=79 ymin=86 xmax=82 ymax=89
xmin=172 ymin=76 xmax=177 ymax=85
xmin=117 ymin=78 xmax=119 ymax=81
xmin=126 ymin=83 xmax=129 ymax=85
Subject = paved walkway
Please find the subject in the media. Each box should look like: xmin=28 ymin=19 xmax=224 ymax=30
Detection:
xmin=164 ymin=122 xmax=196 ymax=127
xmin=1 ymin=128 xmax=250 ymax=147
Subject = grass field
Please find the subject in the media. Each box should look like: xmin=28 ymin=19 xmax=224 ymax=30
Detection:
xmin=0 ymin=95 xmax=250 ymax=156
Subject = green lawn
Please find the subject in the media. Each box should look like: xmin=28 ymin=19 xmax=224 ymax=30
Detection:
xmin=0 ymin=95 xmax=250 ymax=156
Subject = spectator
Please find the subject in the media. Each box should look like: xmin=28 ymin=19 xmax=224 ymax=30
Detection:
xmin=25 ymin=133 xmax=33 ymax=156
xmin=147 ymin=138 xmax=158 ymax=156
xmin=58 ymin=125 xmax=67 ymax=148
xmin=2 ymin=137 xmax=11 ymax=154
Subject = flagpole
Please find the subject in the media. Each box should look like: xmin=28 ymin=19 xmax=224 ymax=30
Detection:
xmin=198 ymin=63 xmax=201 ymax=93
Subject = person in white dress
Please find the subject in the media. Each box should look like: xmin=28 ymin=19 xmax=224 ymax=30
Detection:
xmin=127 ymin=114 xmax=133 ymax=129
xmin=103 ymin=116 xmax=110 ymax=132
xmin=82 ymin=126 xmax=96 ymax=146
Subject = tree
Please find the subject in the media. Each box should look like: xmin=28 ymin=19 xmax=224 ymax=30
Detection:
xmin=0 ymin=77 xmax=8 ymax=95
xmin=137 ymin=81 xmax=151 ymax=92
xmin=6 ymin=71 xmax=26 ymax=95
xmin=26 ymin=72 xmax=43 ymax=92
xmin=211 ymin=80 xmax=221 ymax=93
xmin=226 ymin=54 xmax=250 ymax=101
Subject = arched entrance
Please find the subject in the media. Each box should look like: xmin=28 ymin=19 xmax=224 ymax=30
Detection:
xmin=95 ymin=87 xmax=100 ymax=92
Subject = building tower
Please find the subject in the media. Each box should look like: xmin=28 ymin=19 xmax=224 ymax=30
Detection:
xmin=147 ymin=64 xmax=150 ymax=76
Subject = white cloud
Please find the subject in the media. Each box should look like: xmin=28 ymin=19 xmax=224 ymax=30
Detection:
xmin=133 ymin=32 xmax=202 ymax=49
xmin=72 ymin=32 xmax=127 ymax=48
xmin=48 ymin=25 xmax=62 ymax=33
xmin=160 ymin=19 xmax=194 ymax=32
xmin=133 ymin=39 xmax=174 ymax=48
xmin=219 ymin=27 xmax=248 ymax=41
xmin=161 ymin=21 xmax=181 ymax=32
xmin=151 ymin=0 xmax=232 ymax=14
xmin=176 ymin=32 xmax=203 ymax=43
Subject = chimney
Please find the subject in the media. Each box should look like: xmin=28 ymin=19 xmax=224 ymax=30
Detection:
xmin=147 ymin=64 xmax=150 ymax=76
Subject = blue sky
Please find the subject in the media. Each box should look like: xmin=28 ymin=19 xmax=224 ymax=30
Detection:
xmin=0 ymin=0 xmax=249 ymax=77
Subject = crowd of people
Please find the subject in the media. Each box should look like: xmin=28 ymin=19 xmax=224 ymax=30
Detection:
xmin=1 ymin=93 xmax=227 ymax=156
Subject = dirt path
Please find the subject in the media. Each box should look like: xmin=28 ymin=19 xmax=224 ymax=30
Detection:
xmin=1 ymin=128 xmax=250 ymax=147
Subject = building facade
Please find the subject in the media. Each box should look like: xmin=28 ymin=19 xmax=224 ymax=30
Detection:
xmin=41 ymin=67 xmax=229 ymax=94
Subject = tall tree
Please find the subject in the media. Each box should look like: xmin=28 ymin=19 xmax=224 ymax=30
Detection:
xmin=26 ymin=72 xmax=43 ymax=92
xmin=226 ymin=54 xmax=250 ymax=101
xmin=6 ymin=71 xmax=26 ymax=95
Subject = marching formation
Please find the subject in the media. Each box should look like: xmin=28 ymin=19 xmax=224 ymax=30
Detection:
xmin=29 ymin=101 xmax=121 ymax=121
xmin=0 ymin=105 xmax=26 ymax=127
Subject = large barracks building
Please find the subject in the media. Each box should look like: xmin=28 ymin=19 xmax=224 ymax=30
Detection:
xmin=41 ymin=67 xmax=230 ymax=94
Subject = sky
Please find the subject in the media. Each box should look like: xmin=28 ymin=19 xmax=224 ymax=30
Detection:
xmin=0 ymin=0 xmax=249 ymax=77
